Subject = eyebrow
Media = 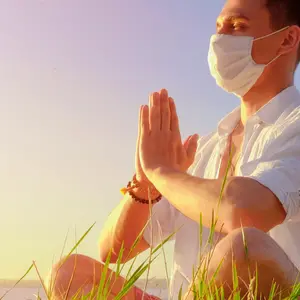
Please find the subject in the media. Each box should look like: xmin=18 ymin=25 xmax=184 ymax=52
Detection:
xmin=217 ymin=14 xmax=250 ymax=23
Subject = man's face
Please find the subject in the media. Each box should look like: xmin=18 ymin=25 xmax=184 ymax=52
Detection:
xmin=216 ymin=0 xmax=286 ymax=64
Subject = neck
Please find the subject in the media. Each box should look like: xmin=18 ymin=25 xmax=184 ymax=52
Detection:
xmin=239 ymin=71 xmax=294 ymax=125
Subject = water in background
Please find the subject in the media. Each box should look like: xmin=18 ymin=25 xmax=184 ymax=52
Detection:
xmin=0 ymin=287 xmax=168 ymax=300
xmin=0 ymin=287 xmax=46 ymax=300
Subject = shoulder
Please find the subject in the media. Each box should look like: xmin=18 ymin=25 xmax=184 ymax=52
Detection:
xmin=272 ymin=104 xmax=300 ymax=141
xmin=255 ymin=104 xmax=300 ymax=162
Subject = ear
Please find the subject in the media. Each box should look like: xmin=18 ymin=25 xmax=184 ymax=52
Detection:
xmin=280 ymin=25 xmax=300 ymax=56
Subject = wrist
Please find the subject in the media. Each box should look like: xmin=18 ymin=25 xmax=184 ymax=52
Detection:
xmin=146 ymin=165 xmax=169 ymax=183
xmin=131 ymin=186 xmax=161 ymax=201
xmin=132 ymin=176 xmax=160 ymax=200
xmin=121 ymin=174 xmax=161 ymax=203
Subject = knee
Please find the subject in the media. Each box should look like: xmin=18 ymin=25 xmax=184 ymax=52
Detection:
xmin=46 ymin=254 xmax=87 ymax=293
xmin=210 ymin=227 xmax=275 ymax=272
xmin=50 ymin=254 xmax=80 ymax=277
xmin=204 ymin=227 xmax=294 ymax=298
xmin=226 ymin=227 xmax=276 ymax=262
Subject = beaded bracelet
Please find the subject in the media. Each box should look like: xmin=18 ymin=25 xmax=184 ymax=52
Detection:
xmin=120 ymin=175 xmax=162 ymax=204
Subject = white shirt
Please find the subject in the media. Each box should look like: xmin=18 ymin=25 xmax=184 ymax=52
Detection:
xmin=143 ymin=86 xmax=300 ymax=299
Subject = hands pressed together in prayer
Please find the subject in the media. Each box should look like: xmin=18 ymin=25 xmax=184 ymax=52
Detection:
xmin=135 ymin=88 xmax=199 ymax=186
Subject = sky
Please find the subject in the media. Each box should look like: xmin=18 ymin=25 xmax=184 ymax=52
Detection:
xmin=0 ymin=0 xmax=299 ymax=282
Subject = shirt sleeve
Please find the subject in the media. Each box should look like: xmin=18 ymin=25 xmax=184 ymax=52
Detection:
xmin=245 ymin=130 xmax=300 ymax=222
xmin=247 ymin=159 xmax=300 ymax=221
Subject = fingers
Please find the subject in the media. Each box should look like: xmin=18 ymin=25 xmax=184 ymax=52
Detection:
xmin=149 ymin=89 xmax=172 ymax=132
xmin=149 ymin=92 xmax=160 ymax=132
xmin=170 ymin=97 xmax=182 ymax=143
xmin=160 ymin=89 xmax=170 ymax=131
xmin=170 ymin=97 xmax=179 ymax=132
xmin=138 ymin=105 xmax=143 ymax=138
xmin=183 ymin=135 xmax=193 ymax=150
xmin=186 ymin=134 xmax=199 ymax=162
xmin=141 ymin=105 xmax=150 ymax=136
xmin=136 ymin=106 xmax=143 ymax=153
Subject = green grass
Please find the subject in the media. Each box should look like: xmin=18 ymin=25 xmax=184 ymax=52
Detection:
xmin=2 ymin=148 xmax=300 ymax=299
xmin=2 ymin=219 xmax=299 ymax=300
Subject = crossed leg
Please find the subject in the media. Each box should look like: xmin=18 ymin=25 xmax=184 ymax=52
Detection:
xmin=47 ymin=228 xmax=299 ymax=300
xmin=184 ymin=227 xmax=299 ymax=299
xmin=46 ymin=253 xmax=159 ymax=300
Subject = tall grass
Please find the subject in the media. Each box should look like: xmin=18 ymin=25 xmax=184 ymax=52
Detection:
xmin=2 ymin=147 xmax=300 ymax=299
xmin=1 ymin=217 xmax=300 ymax=300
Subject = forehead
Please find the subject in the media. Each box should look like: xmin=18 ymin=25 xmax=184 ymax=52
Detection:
xmin=219 ymin=0 xmax=267 ymax=21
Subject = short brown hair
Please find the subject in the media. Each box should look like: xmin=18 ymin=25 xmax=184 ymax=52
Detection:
xmin=266 ymin=0 xmax=300 ymax=63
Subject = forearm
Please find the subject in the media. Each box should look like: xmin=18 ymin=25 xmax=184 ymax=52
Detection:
xmin=99 ymin=188 xmax=157 ymax=263
xmin=150 ymin=167 xmax=235 ymax=233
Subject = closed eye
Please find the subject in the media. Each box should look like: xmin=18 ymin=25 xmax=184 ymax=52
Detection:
xmin=216 ymin=15 xmax=250 ymax=32
xmin=233 ymin=22 xmax=249 ymax=30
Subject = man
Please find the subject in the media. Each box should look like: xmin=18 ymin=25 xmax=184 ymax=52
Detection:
xmin=48 ymin=0 xmax=300 ymax=299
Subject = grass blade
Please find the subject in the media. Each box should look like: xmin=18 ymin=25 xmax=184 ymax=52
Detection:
xmin=0 ymin=263 xmax=34 ymax=300
xmin=114 ymin=254 xmax=159 ymax=300
xmin=96 ymin=248 xmax=112 ymax=299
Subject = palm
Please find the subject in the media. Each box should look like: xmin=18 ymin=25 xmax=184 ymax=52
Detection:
xmin=138 ymin=89 xmax=198 ymax=179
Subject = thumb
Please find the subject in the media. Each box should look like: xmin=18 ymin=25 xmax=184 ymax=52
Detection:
xmin=183 ymin=135 xmax=192 ymax=150
xmin=186 ymin=134 xmax=199 ymax=162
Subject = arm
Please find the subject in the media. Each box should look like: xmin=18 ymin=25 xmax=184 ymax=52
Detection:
xmin=138 ymin=92 xmax=298 ymax=235
xmin=149 ymin=167 xmax=286 ymax=233
xmin=98 ymin=189 xmax=151 ymax=264
xmin=99 ymin=187 xmax=177 ymax=264
xmin=99 ymin=90 xmax=190 ymax=263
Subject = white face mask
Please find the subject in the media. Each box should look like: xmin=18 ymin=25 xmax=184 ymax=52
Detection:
xmin=208 ymin=27 xmax=289 ymax=97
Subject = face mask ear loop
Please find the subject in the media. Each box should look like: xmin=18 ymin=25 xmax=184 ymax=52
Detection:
xmin=267 ymin=53 xmax=282 ymax=66
xmin=253 ymin=26 xmax=290 ymax=42
xmin=252 ymin=26 xmax=289 ymax=65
